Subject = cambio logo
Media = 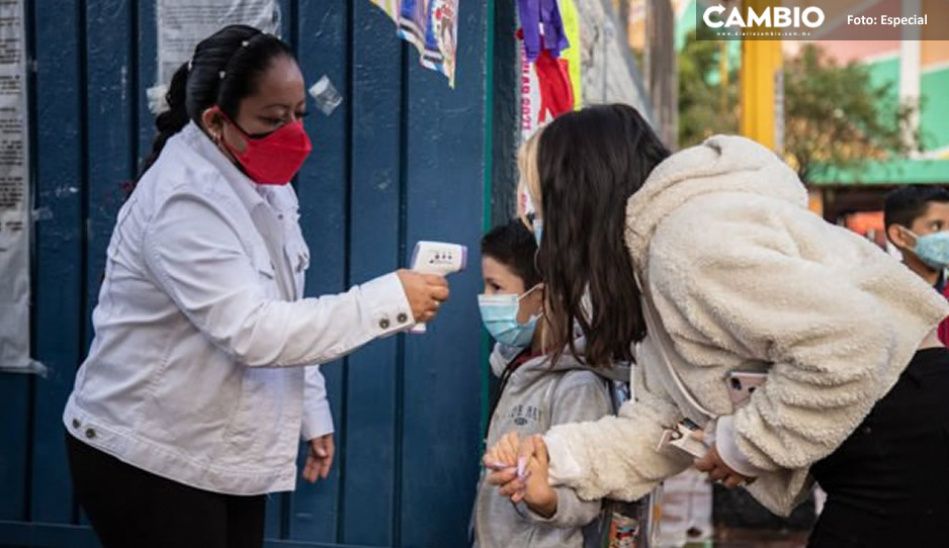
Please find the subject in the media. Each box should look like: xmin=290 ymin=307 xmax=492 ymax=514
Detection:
xmin=703 ymin=4 xmax=825 ymax=29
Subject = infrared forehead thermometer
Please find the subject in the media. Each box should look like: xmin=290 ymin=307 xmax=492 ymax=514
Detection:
xmin=409 ymin=241 xmax=467 ymax=333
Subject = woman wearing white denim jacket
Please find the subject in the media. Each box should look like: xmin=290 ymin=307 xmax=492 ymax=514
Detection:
xmin=486 ymin=104 xmax=949 ymax=547
xmin=63 ymin=26 xmax=449 ymax=548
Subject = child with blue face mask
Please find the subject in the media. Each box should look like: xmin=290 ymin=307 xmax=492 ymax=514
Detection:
xmin=472 ymin=220 xmax=615 ymax=548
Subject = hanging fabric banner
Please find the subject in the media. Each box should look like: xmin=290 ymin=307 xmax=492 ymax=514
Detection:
xmin=517 ymin=0 xmax=577 ymax=216
xmin=517 ymin=0 xmax=575 ymax=142
xmin=559 ymin=0 xmax=582 ymax=109
xmin=368 ymin=0 xmax=459 ymax=88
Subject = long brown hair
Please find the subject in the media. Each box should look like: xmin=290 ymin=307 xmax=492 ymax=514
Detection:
xmin=533 ymin=104 xmax=670 ymax=366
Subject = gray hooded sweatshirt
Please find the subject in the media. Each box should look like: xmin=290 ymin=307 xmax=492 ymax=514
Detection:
xmin=473 ymin=344 xmax=614 ymax=548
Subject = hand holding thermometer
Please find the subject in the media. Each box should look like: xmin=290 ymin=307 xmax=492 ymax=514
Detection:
xmin=409 ymin=241 xmax=467 ymax=333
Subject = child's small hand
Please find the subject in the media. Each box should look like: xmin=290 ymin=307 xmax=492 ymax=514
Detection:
xmin=483 ymin=431 xmax=521 ymax=471
xmin=520 ymin=435 xmax=557 ymax=518
xmin=484 ymin=432 xmax=527 ymax=497
xmin=485 ymin=433 xmax=558 ymax=518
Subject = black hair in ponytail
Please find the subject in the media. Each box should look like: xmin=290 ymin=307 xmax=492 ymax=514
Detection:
xmin=136 ymin=24 xmax=295 ymax=181
xmin=140 ymin=62 xmax=191 ymax=175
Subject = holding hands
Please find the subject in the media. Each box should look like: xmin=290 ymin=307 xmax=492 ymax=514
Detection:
xmin=483 ymin=432 xmax=558 ymax=518
xmin=693 ymin=444 xmax=752 ymax=488
xmin=484 ymin=428 xmax=753 ymax=507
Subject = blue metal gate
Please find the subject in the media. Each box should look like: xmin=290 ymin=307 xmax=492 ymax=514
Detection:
xmin=0 ymin=1 xmax=491 ymax=546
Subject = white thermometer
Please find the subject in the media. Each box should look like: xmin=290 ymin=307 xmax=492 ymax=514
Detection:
xmin=409 ymin=241 xmax=467 ymax=333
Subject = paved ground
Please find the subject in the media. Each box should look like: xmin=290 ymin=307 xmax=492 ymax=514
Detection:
xmin=710 ymin=527 xmax=810 ymax=547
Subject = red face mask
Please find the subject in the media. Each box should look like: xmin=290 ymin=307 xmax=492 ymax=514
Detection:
xmin=214 ymin=107 xmax=313 ymax=185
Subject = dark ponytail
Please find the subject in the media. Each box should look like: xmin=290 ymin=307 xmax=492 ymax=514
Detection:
xmin=140 ymin=62 xmax=190 ymax=174
xmin=135 ymin=24 xmax=295 ymax=183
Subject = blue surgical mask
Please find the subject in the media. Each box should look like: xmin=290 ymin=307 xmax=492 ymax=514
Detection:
xmin=532 ymin=219 xmax=544 ymax=246
xmin=904 ymin=227 xmax=949 ymax=269
xmin=478 ymin=285 xmax=542 ymax=348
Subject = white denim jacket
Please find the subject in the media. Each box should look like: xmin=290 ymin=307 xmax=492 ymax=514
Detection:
xmin=63 ymin=122 xmax=414 ymax=495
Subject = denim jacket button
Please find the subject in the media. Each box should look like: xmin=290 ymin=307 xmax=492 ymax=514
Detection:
xmin=85 ymin=428 xmax=96 ymax=439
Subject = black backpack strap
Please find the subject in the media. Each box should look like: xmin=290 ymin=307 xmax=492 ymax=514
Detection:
xmin=483 ymin=347 xmax=532 ymax=442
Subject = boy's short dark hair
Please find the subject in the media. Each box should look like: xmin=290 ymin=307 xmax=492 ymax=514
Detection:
xmin=481 ymin=219 xmax=542 ymax=288
xmin=884 ymin=185 xmax=949 ymax=229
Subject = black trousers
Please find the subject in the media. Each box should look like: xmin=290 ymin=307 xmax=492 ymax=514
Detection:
xmin=809 ymin=348 xmax=949 ymax=547
xmin=66 ymin=433 xmax=266 ymax=548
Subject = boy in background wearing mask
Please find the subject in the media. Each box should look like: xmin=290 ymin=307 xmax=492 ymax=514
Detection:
xmin=885 ymin=185 xmax=949 ymax=345
xmin=473 ymin=220 xmax=614 ymax=548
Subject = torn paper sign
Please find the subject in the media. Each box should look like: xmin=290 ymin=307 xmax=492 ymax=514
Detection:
xmin=403 ymin=0 xmax=458 ymax=87
xmin=0 ymin=0 xmax=34 ymax=371
xmin=369 ymin=0 xmax=401 ymax=22
xmin=156 ymin=0 xmax=280 ymax=85
xmin=370 ymin=0 xmax=458 ymax=87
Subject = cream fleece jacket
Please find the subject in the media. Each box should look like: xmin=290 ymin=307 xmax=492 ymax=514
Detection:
xmin=543 ymin=135 xmax=949 ymax=516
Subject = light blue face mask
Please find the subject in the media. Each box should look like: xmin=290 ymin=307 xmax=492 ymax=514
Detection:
xmin=532 ymin=219 xmax=543 ymax=246
xmin=478 ymin=285 xmax=542 ymax=348
xmin=904 ymin=227 xmax=949 ymax=269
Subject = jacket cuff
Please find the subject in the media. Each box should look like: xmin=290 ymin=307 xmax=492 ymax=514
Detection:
xmin=544 ymin=432 xmax=583 ymax=486
xmin=523 ymin=502 xmax=557 ymax=524
xmin=715 ymin=415 xmax=767 ymax=478
xmin=360 ymin=273 xmax=415 ymax=337
xmin=301 ymin=396 xmax=334 ymax=441
xmin=523 ymin=486 xmax=598 ymax=528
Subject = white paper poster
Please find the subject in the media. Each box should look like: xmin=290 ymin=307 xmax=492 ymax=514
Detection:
xmin=156 ymin=0 xmax=280 ymax=86
xmin=0 ymin=0 xmax=34 ymax=372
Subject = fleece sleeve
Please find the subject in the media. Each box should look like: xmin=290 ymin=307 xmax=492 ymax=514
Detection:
xmin=543 ymin=360 xmax=693 ymax=502
xmin=648 ymin=208 xmax=905 ymax=472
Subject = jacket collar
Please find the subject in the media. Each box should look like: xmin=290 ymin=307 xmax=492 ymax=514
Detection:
xmin=179 ymin=122 xmax=299 ymax=300
xmin=179 ymin=121 xmax=268 ymax=215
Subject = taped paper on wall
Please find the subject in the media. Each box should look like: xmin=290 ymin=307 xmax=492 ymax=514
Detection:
xmin=0 ymin=0 xmax=39 ymax=372
xmin=156 ymin=0 xmax=280 ymax=85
